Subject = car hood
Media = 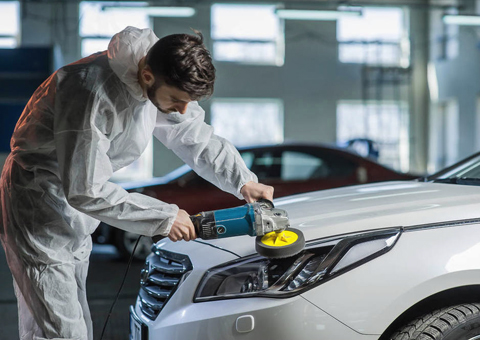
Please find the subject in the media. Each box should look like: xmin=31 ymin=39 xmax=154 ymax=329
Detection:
xmin=161 ymin=181 xmax=480 ymax=258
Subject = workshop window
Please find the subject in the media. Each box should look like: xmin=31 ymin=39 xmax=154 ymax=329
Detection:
xmin=211 ymin=99 xmax=284 ymax=147
xmin=437 ymin=7 xmax=459 ymax=61
xmin=337 ymin=7 xmax=410 ymax=67
xmin=211 ymin=4 xmax=284 ymax=66
xmin=429 ymin=8 xmax=458 ymax=61
xmin=336 ymin=101 xmax=409 ymax=172
xmin=79 ymin=1 xmax=151 ymax=57
xmin=0 ymin=1 xmax=20 ymax=48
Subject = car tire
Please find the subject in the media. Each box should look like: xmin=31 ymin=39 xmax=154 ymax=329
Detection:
xmin=114 ymin=229 xmax=154 ymax=261
xmin=390 ymin=303 xmax=480 ymax=340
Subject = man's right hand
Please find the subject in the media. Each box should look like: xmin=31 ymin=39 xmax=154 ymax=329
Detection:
xmin=168 ymin=209 xmax=196 ymax=242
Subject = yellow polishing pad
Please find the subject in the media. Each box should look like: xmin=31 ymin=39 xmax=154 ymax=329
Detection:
xmin=261 ymin=230 xmax=299 ymax=247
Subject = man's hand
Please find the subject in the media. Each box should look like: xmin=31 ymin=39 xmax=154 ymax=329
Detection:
xmin=240 ymin=181 xmax=274 ymax=203
xmin=168 ymin=209 xmax=196 ymax=242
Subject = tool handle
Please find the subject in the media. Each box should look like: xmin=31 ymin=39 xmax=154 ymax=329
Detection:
xmin=152 ymin=214 xmax=201 ymax=243
xmin=256 ymin=198 xmax=274 ymax=209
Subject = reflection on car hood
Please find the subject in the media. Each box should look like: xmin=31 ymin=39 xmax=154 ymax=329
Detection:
xmin=162 ymin=181 xmax=480 ymax=258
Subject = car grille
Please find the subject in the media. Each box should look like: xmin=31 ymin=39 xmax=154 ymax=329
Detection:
xmin=138 ymin=247 xmax=193 ymax=320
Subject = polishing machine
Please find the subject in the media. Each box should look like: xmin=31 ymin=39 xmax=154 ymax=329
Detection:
xmin=156 ymin=199 xmax=305 ymax=259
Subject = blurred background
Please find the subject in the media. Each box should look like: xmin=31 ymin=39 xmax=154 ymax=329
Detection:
xmin=2 ymin=0 xmax=479 ymax=182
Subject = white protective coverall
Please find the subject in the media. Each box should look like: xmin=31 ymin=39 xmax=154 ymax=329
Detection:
xmin=0 ymin=26 xmax=257 ymax=340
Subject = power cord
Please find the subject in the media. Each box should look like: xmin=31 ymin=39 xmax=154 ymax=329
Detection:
xmin=99 ymin=235 xmax=142 ymax=340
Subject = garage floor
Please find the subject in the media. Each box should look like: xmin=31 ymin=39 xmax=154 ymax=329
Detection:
xmin=0 ymin=244 xmax=144 ymax=340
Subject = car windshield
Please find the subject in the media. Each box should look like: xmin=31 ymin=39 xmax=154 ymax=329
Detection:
xmin=429 ymin=153 xmax=480 ymax=186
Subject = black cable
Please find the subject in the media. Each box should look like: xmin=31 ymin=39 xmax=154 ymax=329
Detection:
xmin=99 ymin=235 xmax=142 ymax=340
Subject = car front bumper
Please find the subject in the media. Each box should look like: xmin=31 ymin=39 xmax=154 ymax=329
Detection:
xmin=132 ymin=294 xmax=379 ymax=340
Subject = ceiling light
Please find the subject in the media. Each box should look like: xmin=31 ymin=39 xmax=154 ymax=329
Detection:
xmin=427 ymin=62 xmax=439 ymax=102
xmin=443 ymin=14 xmax=480 ymax=26
xmin=276 ymin=8 xmax=362 ymax=21
xmin=103 ymin=6 xmax=196 ymax=18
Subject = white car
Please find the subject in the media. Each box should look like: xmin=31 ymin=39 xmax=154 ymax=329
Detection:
xmin=130 ymin=153 xmax=480 ymax=340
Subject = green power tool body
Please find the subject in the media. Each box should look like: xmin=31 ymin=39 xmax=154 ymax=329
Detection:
xmin=187 ymin=199 xmax=305 ymax=258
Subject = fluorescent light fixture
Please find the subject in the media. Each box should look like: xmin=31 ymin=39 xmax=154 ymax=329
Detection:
xmin=276 ymin=8 xmax=361 ymax=21
xmin=103 ymin=6 xmax=196 ymax=18
xmin=443 ymin=14 xmax=480 ymax=26
xmin=427 ymin=62 xmax=439 ymax=102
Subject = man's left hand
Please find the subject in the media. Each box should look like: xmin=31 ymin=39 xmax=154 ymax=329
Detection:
xmin=240 ymin=181 xmax=274 ymax=203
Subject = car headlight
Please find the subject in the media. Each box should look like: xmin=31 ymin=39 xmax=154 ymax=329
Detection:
xmin=194 ymin=228 xmax=400 ymax=302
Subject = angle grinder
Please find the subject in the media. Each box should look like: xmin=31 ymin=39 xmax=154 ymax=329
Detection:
xmin=154 ymin=199 xmax=305 ymax=259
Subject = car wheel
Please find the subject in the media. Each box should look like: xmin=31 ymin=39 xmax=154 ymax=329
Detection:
xmin=114 ymin=229 xmax=153 ymax=261
xmin=391 ymin=303 xmax=480 ymax=340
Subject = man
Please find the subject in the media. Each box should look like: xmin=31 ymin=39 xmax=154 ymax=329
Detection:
xmin=0 ymin=26 xmax=273 ymax=340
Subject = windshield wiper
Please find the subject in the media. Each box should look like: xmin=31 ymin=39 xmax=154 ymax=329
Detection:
xmin=432 ymin=177 xmax=480 ymax=186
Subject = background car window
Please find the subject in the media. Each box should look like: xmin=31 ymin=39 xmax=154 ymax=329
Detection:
xmin=281 ymin=151 xmax=327 ymax=181
xmin=323 ymin=152 xmax=357 ymax=178
xmin=250 ymin=152 xmax=281 ymax=180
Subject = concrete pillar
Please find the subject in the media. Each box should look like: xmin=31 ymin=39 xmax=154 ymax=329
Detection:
xmin=409 ymin=4 xmax=430 ymax=173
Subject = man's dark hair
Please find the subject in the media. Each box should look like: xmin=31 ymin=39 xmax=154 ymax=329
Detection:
xmin=146 ymin=31 xmax=215 ymax=100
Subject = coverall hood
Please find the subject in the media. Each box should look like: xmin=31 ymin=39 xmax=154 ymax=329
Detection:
xmin=107 ymin=26 xmax=159 ymax=102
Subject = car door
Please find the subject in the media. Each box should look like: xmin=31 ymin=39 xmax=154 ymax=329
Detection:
xmin=164 ymin=173 xmax=245 ymax=212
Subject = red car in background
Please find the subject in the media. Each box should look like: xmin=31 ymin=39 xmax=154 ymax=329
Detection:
xmin=94 ymin=143 xmax=418 ymax=259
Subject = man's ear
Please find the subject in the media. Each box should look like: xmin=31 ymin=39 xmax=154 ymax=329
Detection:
xmin=141 ymin=66 xmax=156 ymax=86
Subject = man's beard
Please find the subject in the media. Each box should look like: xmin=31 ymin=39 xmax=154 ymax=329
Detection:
xmin=147 ymin=82 xmax=170 ymax=114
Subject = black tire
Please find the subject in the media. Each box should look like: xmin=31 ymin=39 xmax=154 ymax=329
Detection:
xmin=113 ymin=229 xmax=153 ymax=261
xmin=391 ymin=303 xmax=480 ymax=340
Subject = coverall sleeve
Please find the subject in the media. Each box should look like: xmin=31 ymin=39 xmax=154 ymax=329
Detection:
xmin=53 ymin=71 xmax=178 ymax=237
xmin=153 ymin=102 xmax=258 ymax=200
